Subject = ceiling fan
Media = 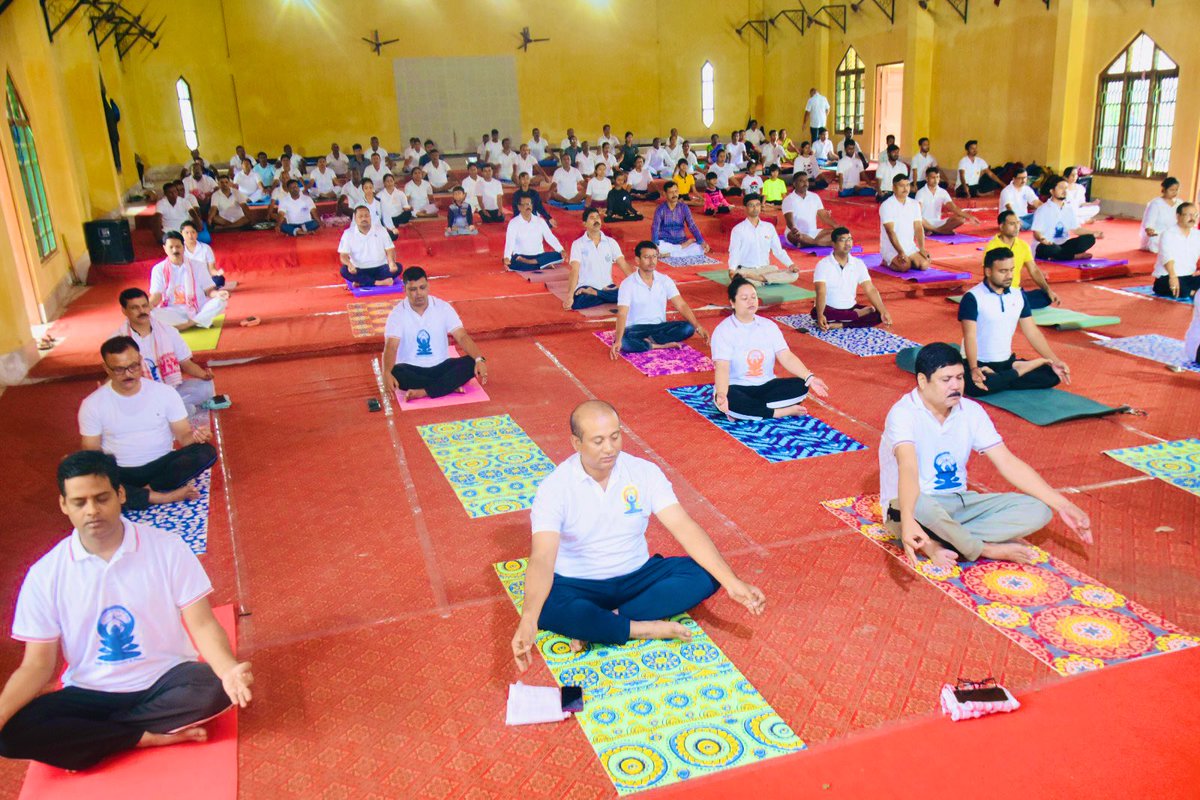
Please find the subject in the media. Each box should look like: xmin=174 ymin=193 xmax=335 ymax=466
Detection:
xmin=517 ymin=27 xmax=550 ymax=51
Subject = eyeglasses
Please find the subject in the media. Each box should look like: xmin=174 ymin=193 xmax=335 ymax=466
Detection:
xmin=106 ymin=363 xmax=143 ymax=376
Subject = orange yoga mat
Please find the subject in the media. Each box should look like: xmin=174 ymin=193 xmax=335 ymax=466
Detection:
xmin=19 ymin=604 xmax=239 ymax=800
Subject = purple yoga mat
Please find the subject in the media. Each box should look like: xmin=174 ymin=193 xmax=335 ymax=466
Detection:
xmin=346 ymin=279 xmax=404 ymax=298
xmin=1038 ymin=257 xmax=1129 ymax=269
xmin=863 ymin=253 xmax=971 ymax=283
xmin=779 ymin=236 xmax=864 ymax=256
xmin=594 ymin=331 xmax=714 ymax=377
xmin=926 ymin=233 xmax=988 ymax=245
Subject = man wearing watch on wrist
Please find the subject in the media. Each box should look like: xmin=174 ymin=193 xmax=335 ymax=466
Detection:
xmin=958 ymin=248 xmax=1068 ymax=397
xmin=382 ymin=267 xmax=489 ymax=401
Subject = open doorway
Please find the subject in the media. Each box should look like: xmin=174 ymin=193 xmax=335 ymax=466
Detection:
xmin=874 ymin=62 xmax=904 ymax=161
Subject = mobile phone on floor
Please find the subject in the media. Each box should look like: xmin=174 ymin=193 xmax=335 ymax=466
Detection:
xmin=561 ymin=686 xmax=583 ymax=713
xmin=207 ymin=395 xmax=232 ymax=410
xmin=367 ymin=398 xmax=381 ymax=412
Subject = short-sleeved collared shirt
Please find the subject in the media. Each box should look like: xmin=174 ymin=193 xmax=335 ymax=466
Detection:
xmin=617 ymin=270 xmax=680 ymax=327
xmin=983 ymin=235 xmax=1035 ymax=289
xmin=813 ymin=255 xmax=871 ymax=310
xmin=570 ymin=233 xmax=622 ymax=290
xmin=710 ymin=314 xmax=788 ymax=387
xmin=958 ymin=281 xmax=1031 ymax=363
xmin=879 ymin=196 xmax=922 ymax=261
xmin=338 ymin=224 xmax=394 ymax=268
xmin=781 ymin=191 xmax=824 ymax=237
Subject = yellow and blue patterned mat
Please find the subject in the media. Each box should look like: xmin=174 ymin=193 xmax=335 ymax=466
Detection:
xmin=495 ymin=559 xmax=805 ymax=794
xmin=1105 ymin=438 xmax=1200 ymax=499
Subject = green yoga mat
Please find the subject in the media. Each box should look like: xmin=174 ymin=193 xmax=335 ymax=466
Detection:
xmin=178 ymin=315 xmax=225 ymax=352
xmin=945 ymin=296 xmax=1120 ymax=331
xmin=495 ymin=559 xmax=805 ymax=795
xmin=895 ymin=347 xmax=1127 ymax=426
xmin=698 ymin=270 xmax=815 ymax=304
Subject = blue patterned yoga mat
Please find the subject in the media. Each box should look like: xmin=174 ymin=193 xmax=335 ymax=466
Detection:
xmin=667 ymin=383 xmax=867 ymax=463
xmin=660 ymin=254 xmax=721 ymax=268
xmin=774 ymin=315 xmax=919 ymax=357
xmin=1098 ymin=334 xmax=1200 ymax=373
xmin=124 ymin=470 xmax=211 ymax=555
xmin=1122 ymin=285 xmax=1194 ymax=304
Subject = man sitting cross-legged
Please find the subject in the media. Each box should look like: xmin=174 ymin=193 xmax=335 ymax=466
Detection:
xmin=207 ymin=175 xmax=251 ymax=232
xmin=510 ymin=172 xmax=555 ymax=226
xmin=503 ymin=196 xmax=565 ymax=271
xmin=383 ymin=267 xmax=488 ymax=401
xmin=650 ymin=182 xmax=710 ymax=259
xmin=713 ymin=277 xmax=831 ymax=420
xmin=728 ymin=193 xmax=799 ymax=286
xmin=550 ymin=153 xmax=584 ymax=206
xmin=149 ymin=232 xmax=229 ymax=331
xmin=984 ymin=210 xmax=1058 ymax=310
xmin=511 ymin=400 xmax=766 ymax=666
xmin=80 ymin=336 xmax=219 ymax=509
xmin=915 ymin=166 xmax=979 ymax=236
xmin=1031 ymin=176 xmax=1104 ymax=262
xmin=959 ymin=247 xmax=1070 ymax=396
xmin=116 ymin=288 xmax=216 ymax=415
xmin=563 ymin=208 xmax=633 ymax=310
xmin=275 ymin=179 xmax=320 ymax=236
xmin=0 ymin=451 xmax=254 ymax=772
xmin=881 ymin=342 xmax=1092 ymax=568
xmin=610 ymin=241 xmax=710 ymax=357
xmin=812 ymin=227 xmax=892 ymax=331
xmin=879 ymin=175 xmax=931 ymax=272
xmin=339 ymin=205 xmax=400 ymax=287
xmin=782 ymin=171 xmax=838 ymax=248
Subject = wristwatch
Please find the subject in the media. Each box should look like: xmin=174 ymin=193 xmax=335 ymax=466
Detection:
xmin=475 ymin=356 xmax=486 ymax=363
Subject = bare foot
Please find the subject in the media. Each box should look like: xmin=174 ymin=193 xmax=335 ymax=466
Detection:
xmin=222 ymin=280 xmax=239 ymax=290
xmin=646 ymin=340 xmax=683 ymax=350
xmin=374 ymin=279 xmax=394 ymax=286
xmin=568 ymin=639 xmax=588 ymax=653
xmin=629 ymin=620 xmax=692 ymax=642
xmin=773 ymin=404 xmax=809 ymax=418
xmin=980 ymin=541 xmax=1037 ymax=564
xmin=138 ymin=727 xmax=208 ymax=748
xmin=825 ymin=322 xmax=844 ymax=330
xmin=151 ymin=483 xmax=201 ymax=505
xmin=920 ymin=540 xmax=959 ymax=569
xmin=1012 ymin=358 xmax=1050 ymax=376
xmin=404 ymin=388 xmax=428 ymax=400
xmin=1076 ymin=252 xmax=1092 ymax=261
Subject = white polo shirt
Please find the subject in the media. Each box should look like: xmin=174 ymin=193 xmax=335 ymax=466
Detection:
xmin=1154 ymin=226 xmax=1200 ymax=278
xmin=910 ymin=152 xmax=938 ymax=182
xmin=711 ymin=162 xmax=737 ymax=190
xmin=617 ymin=270 xmax=680 ymax=326
xmin=1031 ymin=201 xmax=1079 ymax=246
xmin=552 ymin=167 xmax=583 ymax=197
xmin=327 ymin=152 xmax=351 ymax=177
xmin=781 ymin=191 xmax=824 ymax=237
xmin=727 ymin=142 xmax=748 ymax=169
xmin=12 ymin=520 xmax=213 ymax=692
xmin=527 ymin=138 xmax=548 ymax=160
xmin=79 ymin=380 xmax=187 ymax=467
xmin=813 ymin=255 xmax=871 ymax=310
xmin=338 ymin=224 xmax=394 ymax=268
xmin=340 ymin=182 xmax=366 ymax=208
xmin=530 ymin=452 xmax=677 ymax=580
xmin=837 ymin=156 xmax=865 ymax=189
xmin=879 ymin=195 xmax=923 ymax=261
xmin=957 ymin=155 xmax=989 ymax=188
xmin=628 ymin=167 xmax=652 ymax=192
xmin=380 ymin=186 xmax=410 ymax=220
xmin=183 ymin=174 xmax=217 ymax=199
xmin=277 ymin=194 xmax=316 ymax=225
xmin=513 ymin=155 xmax=538 ymax=181
xmin=233 ymin=170 xmax=263 ymax=201
xmin=1000 ymin=183 xmax=1039 ymax=216
xmin=812 ymin=139 xmax=835 ymax=162
xmin=879 ymin=389 xmax=1002 ymax=510
xmin=363 ymin=164 xmax=390 ymax=188
xmin=404 ymin=179 xmax=434 ymax=210
xmin=419 ymin=161 xmax=446 ymax=190
xmin=478 ymin=178 xmax=504 ymax=211
xmin=915 ymin=185 xmax=953 ymax=225
xmin=498 ymin=151 xmax=519 ymax=181
xmin=211 ymin=189 xmax=247 ymax=222
xmin=570 ymin=234 xmax=622 ymax=290
xmin=727 ymin=218 xmax=793 ymax=271
xmin=760 ymin=142 xmax=785 ymax=168
xmin=875 ymin=160 xmax=909 ymax=190
xmin=504 ymin=214 xmax=562 ymax=258
xmin=383 ymin=296 xmax=463 ymax=368
xmin=711 ymin=314 xmax=788 ymax=387
xmin=156 ymin=197 xmax=192 ymax=233
xmin=309 ymin=167 xmax=337 ymax=194
xmin=461 ymin=175 xmax=482 ymax=203
xmin=184 ymin=241 xmax=215 ymax=271
xmin=958 ymin=281 xmax=1031 ymax=363
xmin=805 ymin=93 xmax=830 ymax=128
xmin=576 ymin=152 xmax=597 ymax=176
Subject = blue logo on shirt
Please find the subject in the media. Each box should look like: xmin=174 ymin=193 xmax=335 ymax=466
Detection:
xmin=416 ymin=329 xmax=433 ymax=356
xmin=933 ymin=452 xmax=962 ymax=491
xmin=622 ymin=485 xmax=643 ymax=514
xmin=97 ymin=605 xmax=142 ymax=662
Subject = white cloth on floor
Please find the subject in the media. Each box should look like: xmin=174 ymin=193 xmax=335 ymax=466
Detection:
xmin=506 ymin=682 xmax=570 ymax=726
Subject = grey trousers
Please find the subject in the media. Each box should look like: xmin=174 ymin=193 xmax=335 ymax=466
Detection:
xmin=885 ymin=491 xmax=1053 ymax=561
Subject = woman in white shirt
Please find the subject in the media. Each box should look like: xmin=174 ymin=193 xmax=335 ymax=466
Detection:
xmin=232 ymin=158 xmax=264 ymax=202
xmin=1141 ymin=176 xmax=1182 ymax=252
xmin=380 ymin=173 xmax=413 ymax=228
xmin=1063 ymin=166 xmax=1100 ymax=224
xmin=711 ymin=276 xmax=830 ymax=421
xmin=585 ymin=163 xmax=613 ymax=209
xmin=627 ymin=156 xmax=660 ymax=201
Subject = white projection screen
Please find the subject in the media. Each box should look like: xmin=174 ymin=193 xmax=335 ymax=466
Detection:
xmin=393 ymin=55 xmax=522 ymax=156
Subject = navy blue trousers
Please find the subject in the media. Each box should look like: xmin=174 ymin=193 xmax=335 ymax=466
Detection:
xmin=572 ymin=285 xmax=619 ymax=309
xmin=537 ymin=555 xmax=720 ymax=644
xmin=621 ymin=321 xmax=695 ymax=353
xmin=508 ymin=252 xmax=562 ymax=271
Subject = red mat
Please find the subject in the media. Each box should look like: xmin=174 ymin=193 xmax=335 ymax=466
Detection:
xmin=18 ymin=605 xmax=238 ymax=800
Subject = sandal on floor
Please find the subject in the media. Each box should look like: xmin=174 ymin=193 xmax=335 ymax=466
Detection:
xmin=239 ymin=316 xmax=261 ymax=327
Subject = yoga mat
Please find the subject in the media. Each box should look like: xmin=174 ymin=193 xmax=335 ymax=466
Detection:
xmin=660 ymin=254 xmax=721 ymax=268
xmin=820 ymin=496 xmax=1198 ymax=677
xmin=926 ymin=232 xmax=988 ymax=245
xmin=773 ymin=315 xmax=919 ymax=357
xmin=944 ymin=296 xmax=1121 ymax=331
xmin=417 ymin=414 xmax=556 ymax=518
xmin=593 ymin=331 xmax=714 ymax=376
xmin=544 ymin=280 xmax=619 ymax=318
xmin=779 ymin=238 xmax=862 ymax=256
xmin=1122 ymin=285 xmax=1194 ymax=304
xmin=895 ymin=347 xmax=1128 ymax=426
xmin=667 ymin=383 xmax=867 ymax=463
xmin=697 ymin=270 xmax=815 ymax=305
xmin=548 ymin=199 xmax=586 ymax=210
xmin=863 ymin=255 xmax=971 ymax=283
xmin=1098 ymin=334 xmax=1200 ymax=373
xmin=179 ymin=316 xmax=224 ymax=352
xmin=19 ymin=604 xmax=239 ymax=800
xmin=123 ymin=470 xmax=211 ymax=555
xmin=495 ymin=559 xmax=805 ymax=795
xmin=395 ymin=379 xmax=490 ymax=411
xmin=345 ymin=278 xmax=404 ymax=298
xmin=518 ymin=266 xmax=564 ymax=283
xmin=1038 ymin=257 xmax=1129 ymax=269
xmin=348 ymin=299 xmax=401 ymax=338
xmin=1105 ymin=438 xmax=1200 ymax=499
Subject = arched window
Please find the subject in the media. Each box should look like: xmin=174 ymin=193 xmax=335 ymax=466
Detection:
xmin=701 ymin=61 xmax=715 ymax=128
xmin=1093 ymin=33 xmax=1177 ymax=177
xmin=835 ymin=47 xmax=865 ymax=135
xmin=176 ymin=76 xmax=198 ymax=151
xmin=5 ymin=74 xmax=56 ymax=259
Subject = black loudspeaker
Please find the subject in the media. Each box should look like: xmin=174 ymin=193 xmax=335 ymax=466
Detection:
xmin=83 ymin=219 xmax=134 ymax=265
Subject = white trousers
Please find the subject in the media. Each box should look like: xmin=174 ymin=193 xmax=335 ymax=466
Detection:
xmin=153 ymin=296 xmax=226 ymax=329
xmin=176 ymin=379 xmax=216 ymax=414
xmin=657 ymin=240 xmax=704 ymax=258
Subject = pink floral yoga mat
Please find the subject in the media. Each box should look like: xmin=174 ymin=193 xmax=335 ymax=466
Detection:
xmin=821 ymin=495 xmax=1199 ymax=676
xmin=594 ymin=331 xmax=714 ymax=377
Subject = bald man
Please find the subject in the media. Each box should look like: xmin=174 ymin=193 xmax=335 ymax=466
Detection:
xmin=511 ymin=401 xmax=766 ymax=669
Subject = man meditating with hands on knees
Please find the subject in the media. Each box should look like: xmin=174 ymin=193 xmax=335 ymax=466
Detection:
xmin=383 ymin=267 xmax=488 ymax=401
xmin=713 ymin=277 xmax=830 ymax=420
xmin=610 ymin=241 xmax=710 ymax=356
xmin=149 ymin=232 xmax=228 ymax=331
xmin=0 ymin=451 xmax=253 ymax=772
xmin=881 ymin=342 xmax=1092 ymax=568
xmin=339 ymin=205 xmax=400 ymax=288
xmin=511 ymin=401 xmax=766 ymax=666
xmin=812 ymin=228 xmax=892 ymax=330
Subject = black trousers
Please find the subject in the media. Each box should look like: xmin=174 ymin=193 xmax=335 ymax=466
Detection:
xmin=1153 ymin=273 xmax=1200 ymax=299
xmin=390 ymin=211 xmax=412 ymax=226
xmin=964 ymin=354 xmax=1060 ymax=396
xmin=392 ymin=356 xmax=475 ymax=398
xmin=956 ymin=174 xmax=1001 ymax=197
xmin=0 ymin=662 xmax=229 ymax=772
xmin=340 ymin=264 xmax=397 ymax=287
xmin=727 ymin=378 xmax=810 ymax=420
xmin=478 ymin=209 xmax=504 ymax=223
xmin=118 ymin=444 xmax=218 ymax=511
xmin=1034 ymin=235 xmax=1096 ymax=262
xmin=629 ymin=189 xmax=660 ymax=202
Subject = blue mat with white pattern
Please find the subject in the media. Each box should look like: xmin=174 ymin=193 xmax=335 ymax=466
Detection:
xmin=123 ymin=470 xmax=211 ymax=555
xmin=1098 ymin=334 xmax=1200 ymax=373
xmin=1122 ymin=285 xmax=1194 ymax=304
xmin=774 ymin=316 xmax=919 ymax=357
